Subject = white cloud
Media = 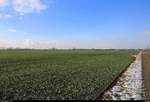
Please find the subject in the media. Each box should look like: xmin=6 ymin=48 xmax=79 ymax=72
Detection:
xmin=0 ymin=37 xmax=149 ymax=49
xmin=0 ymin=38 xmax=61 ymax=49
xmin=13 ymin=0 xmax=47 ymax=15
xmin=0 ymin=37 xmax=117 ymax=49
xmin=0 ymin=0 xmax=48 ymax=15
xmin=0 ymin=14 xmax=13 ymax=19
xmin=7 ymin=28 xmax=17 ymax=32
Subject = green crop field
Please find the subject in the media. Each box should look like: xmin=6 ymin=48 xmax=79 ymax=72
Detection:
xmin=0 ymin=50 xmax=138 ymax=100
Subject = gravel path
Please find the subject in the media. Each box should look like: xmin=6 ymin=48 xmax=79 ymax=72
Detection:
xmin=101 ymin=52 xmax=144 ymax=100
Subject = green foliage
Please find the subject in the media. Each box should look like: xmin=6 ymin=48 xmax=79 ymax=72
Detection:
xmin=0 ymin=50 xmax=138 ymax=100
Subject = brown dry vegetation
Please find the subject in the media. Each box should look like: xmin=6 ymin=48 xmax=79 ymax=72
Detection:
xmin=142 ymin=51 xmax=150 ymax=99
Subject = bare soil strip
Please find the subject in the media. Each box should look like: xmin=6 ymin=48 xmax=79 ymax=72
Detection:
xmin=142 ymin=51 xmax=150 ymax=99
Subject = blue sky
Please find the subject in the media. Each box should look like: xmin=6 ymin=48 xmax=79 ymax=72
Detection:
xmin=0 ymin=0 xmax=150 ymax=49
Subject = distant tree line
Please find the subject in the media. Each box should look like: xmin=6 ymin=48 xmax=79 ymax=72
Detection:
xmin=0 ymin=47 xmax=142 ymax=51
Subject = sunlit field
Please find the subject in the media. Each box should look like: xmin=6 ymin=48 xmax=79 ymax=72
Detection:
xmin=0 ymin=50 xmax=138 ymax=100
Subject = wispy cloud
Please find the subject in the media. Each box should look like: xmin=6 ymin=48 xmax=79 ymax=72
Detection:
xmin=0 ymin=38 xmax=60 ymax=49
xmin=0 ymin=14 xmax=13 ymax=19
xmin=0 ymin=0 xmax=48 ymax=15
xmin=0 ymin=37 xmax=149 ymax=49
xmin=7 ymin=28 xmax=17 ymax=32
xmin=13 ymin=0 xmax=47 ymax=15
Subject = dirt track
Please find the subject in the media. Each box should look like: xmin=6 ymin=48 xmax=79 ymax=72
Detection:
xmin=142 ymin=51 xmax=150 ymax=99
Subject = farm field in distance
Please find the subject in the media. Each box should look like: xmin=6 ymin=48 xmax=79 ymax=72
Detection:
xmin=0 ymin=50 xmax=138 ymax=100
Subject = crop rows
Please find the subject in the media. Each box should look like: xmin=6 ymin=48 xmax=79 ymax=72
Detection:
xmin=0 ymin=50 xmax=138 ymax=100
